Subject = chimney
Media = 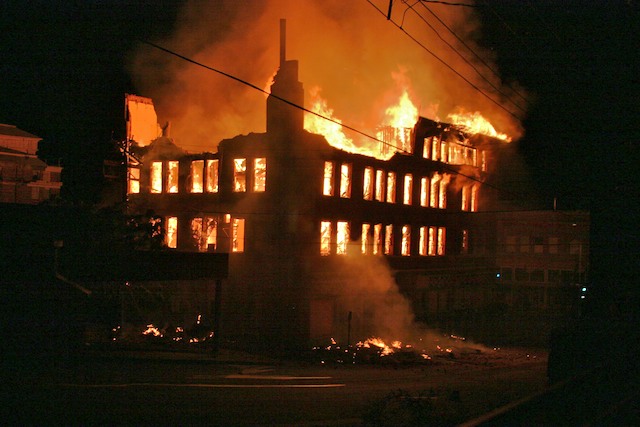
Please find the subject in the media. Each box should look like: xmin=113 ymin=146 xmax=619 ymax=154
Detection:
xmin=267 ymin=19 xmax=304 ymax=135
xmin=280 ymin=19 xmax=286 ymax=66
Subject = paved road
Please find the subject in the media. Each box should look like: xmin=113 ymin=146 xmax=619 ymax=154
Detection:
xmin=2 ymin=349 xmax=547 ymax=425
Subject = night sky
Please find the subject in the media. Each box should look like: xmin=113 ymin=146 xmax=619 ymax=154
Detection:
xmin=2 ymin=1 xmax=638 ymax=291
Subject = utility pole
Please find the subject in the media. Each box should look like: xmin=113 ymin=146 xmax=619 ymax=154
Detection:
xmin=387 ymin=0 xmax=393 ymax=20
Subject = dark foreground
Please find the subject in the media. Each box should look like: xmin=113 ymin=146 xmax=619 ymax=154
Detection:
xmin=2 ymin=346 xmax=547 ymax=426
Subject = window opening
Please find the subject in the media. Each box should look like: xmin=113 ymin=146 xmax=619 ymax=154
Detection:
xmin=337 ymin=221 xmax=349 ymax=255
xmin=375 ymin=170 xmax=385 ymax=202
xmin=403 ymin=174 xmax=413 ymax=205
xmin=386 ymin=172 xmax=396 ymax=203
xmin=191 ymin=160 xmax=204 ymax=193
xmin=384 ymin=224 xmax=394 ymax=255
xmin=206 ymin=159 xmax=219 ymax=193
xmin=363 ymin=167 xmax=374 ymax=200
xmin=151 ymin=161 xmax=163 ymax=193
xmin=253 ymin=157 xmax=267 ymax=192
xmin=323 ymin=161 xmax=334 ymax=196
xmin=128 ymin=167 xmax=140 ymax=194
xmin=362 ymin=223 xmax=371 ymax=255
xmin=166 ymin=216 xmax=178 ymax=249
xmin=419 ymin=226 xmax=428 ymax=256
xmin=373 ymin=224 xmax=383 ymax=255
xmin=233 ymin=158 xmax=247 ymax=192
xmin=320 ymin=221 xmax=332 ymax=255
xmin=340 ymin=163 xmax=351 ymax=198
xmin=167 ymin=161 xmax=179 ymax=193
xmin=420 ymin=177 xmax=429 ymax=207
xmin=232 ymin=218 xmax=245 ymax=252
xmin=401 ymin=225 xmax=411 ymax=256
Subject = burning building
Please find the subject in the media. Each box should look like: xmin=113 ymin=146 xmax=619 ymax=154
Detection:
xmin=124 ymin=20 xmax=515 ymax=350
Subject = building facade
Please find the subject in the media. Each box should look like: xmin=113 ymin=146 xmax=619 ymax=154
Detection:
xmin=0 ymin=124 xmax=62 ymax=204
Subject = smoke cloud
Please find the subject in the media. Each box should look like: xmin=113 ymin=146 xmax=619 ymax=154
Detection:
xmin=129 ymin=0 xmax=525 ymax=153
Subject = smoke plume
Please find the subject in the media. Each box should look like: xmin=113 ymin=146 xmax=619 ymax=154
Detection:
xmin=129 ymin=0 xmax=525 ymax=152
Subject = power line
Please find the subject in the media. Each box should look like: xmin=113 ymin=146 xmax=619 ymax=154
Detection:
xmin=366 ymin=0 xmax=523 ymax=122
xmin=416 ymin=1 xmax=529 ymax=105
xmin=139 ymin=39 xmax=409 ymax=156
xmin=138 ymin=39 xmax=528 ymax=201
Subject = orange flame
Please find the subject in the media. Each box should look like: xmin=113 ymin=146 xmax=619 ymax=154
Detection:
xmin=447 ymin=110 xmax=511 ymax=142
xmin=385 ymin=90 xmax=418 ymax=129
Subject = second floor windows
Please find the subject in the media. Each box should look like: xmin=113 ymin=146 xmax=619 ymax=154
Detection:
xmin=233 ymin=158 xmax=247 ymax=192
xmin=340 ymin=163 xmax=352 ymax=198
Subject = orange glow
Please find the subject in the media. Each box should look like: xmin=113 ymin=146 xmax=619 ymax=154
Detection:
xmin=305 ymin=88 xmax=381 ymax=158
xmin=143 ymin=324 xmax=162 ymax=337
xmin=358 ymin=337 xmax=404 ymax=356
xmin=447 ymin=111 xmax=511 ymax=142
xmin=386 ymin=90 xmax=418 ymax=129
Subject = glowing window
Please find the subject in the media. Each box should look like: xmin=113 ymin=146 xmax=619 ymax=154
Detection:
xmin=461 ymin=185 xmax=470 ymax=211
xmin=150 ymin=161 xmax=163 ymax=193
xmin=337 ymin=221 xmax=349 ymax=255
xmin=167 ymin=161 xmax=179 ymax=193
xmin=419 ymin=226 xmax=427 ymax=256
xmin=428 ymin=226 xmax=436 ymax=256
xmin=253 ymin=157 xmax=267 ymax=192
xmin=431 ymin=136 xmax=440 ymax=161
xmin=375 ymin=170 xmax=385 ymax=202
xmin=401 ymin=225 xmax=411 ymax=256
xmin=440 ymin=141 xmax=448 ymax=164
xmin=166 ymin=216 xmax=178 ymax=249
xmin=191 ymin=216 xmax=217 ymax=252
xmin=206 ymin=159 xmax=219 ymax=193
xmin=384 ymin=224 xmax=394 ymax=255
xmin=481 ymin=151 xmax=487 ymax=172
xmin=373 ymin=224 xmax=383 ymax=255
xmin=128 ymin=167 xmax=140 ymax=194
xmin=233 ymin=158 xmax=247 ymax=192
xmin=320 ymin=221 xmax=332 ymax=255
xmin=437 ymin=227 xmax=446 ymax=255
xmin=386 ymin=172 xmax=396 ymax=203
xmin=438 ymin=174 xmax=449 ymax=209
xmin=232 ymin=218 xmax=245 ymax=252
xmin=403 ymin=174 xmax=413 ymax=205
xmin=361 ymin=223 xmax=371 ymax=255
xmin=470 ymin=185 xmax=478 ymax=212
xmin=363 ymin=167 xmax=374 ymax=200
xmin=340 ymin=163 xmax=351 ymax=198
xmin=422 ymin=137 xmax=431 ymax=159
xmin=549 ymin=237 xmax=559 ymax=254
xmin=191 ymin=160 xmax=204 ymax=193
xmin=323 ymin=161 xmax=334 ymax=196
xmin=420 ymin=177 xmax=429 ymax=207
xmin=430 ymin=173 xmax=440 ymax=208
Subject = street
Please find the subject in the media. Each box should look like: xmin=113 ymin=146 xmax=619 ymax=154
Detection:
xmin=3 ymin=347 xmax=547 ymax=425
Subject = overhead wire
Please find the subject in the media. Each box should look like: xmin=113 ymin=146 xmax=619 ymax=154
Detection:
xmin=365 ymin=0 xmax=523 ymax=122
xmin=139 ymin=39 xmax=409 ymax=157
xmin=415 ymin=0 xmax=529 ymax=105
xmin=402 ymin=1 xmax=527 ymax=113
xmin=138 ymin=39 xmax=531 ymax=203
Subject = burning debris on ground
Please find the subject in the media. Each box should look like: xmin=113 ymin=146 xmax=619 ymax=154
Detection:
xmin=108 ymin=316 xmax=216 ymax=351
xmin=309 ymin=333 xmax=542 ymax=368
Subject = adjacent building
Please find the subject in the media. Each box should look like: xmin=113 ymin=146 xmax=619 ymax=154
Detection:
xmin=0 ymin=124 xmax=62 ymax=204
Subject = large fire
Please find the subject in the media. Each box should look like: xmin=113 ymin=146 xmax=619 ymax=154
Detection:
xmin=305 ymin=85 xmax=510 ymax=160
xmin=305 ymin=88 xmax=421 ymax=160
xmin=447 ymin=110 xmax=512 ymax=142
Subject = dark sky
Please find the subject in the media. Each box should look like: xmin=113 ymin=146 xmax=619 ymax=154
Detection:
xmin=2 ymin=1 xmax=639 ymax=286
